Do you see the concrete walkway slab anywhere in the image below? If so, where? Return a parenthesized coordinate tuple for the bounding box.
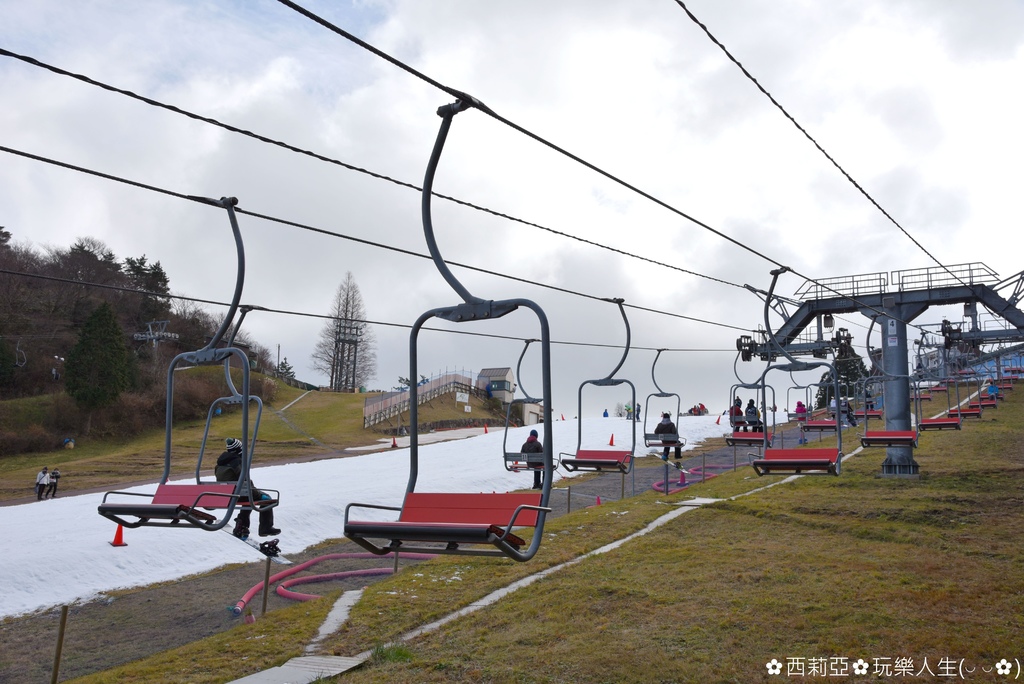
(228, 655, 367, 683)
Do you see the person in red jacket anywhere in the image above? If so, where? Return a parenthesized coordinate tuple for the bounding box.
(729, 397, 745, 431)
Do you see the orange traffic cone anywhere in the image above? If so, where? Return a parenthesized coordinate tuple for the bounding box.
(715, 415, 721, 425)
(109, 524, 127, 547)
(595, 495, 602, 506)
(561, 414, 565, 421)
(391, 437, 398, 448)
(609, 434, 615, 446)
(484, 424, 489, 434)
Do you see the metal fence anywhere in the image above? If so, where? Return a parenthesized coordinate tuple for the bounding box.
(362, 371, 479, 428)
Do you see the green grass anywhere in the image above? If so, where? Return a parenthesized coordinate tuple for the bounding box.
(45, 389, 1024, 682)
(0, 387, 502, 501)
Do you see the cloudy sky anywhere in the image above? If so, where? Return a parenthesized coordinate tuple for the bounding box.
(2, 0, 1022, 417)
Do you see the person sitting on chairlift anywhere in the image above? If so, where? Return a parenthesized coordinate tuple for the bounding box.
(987, 379, 999, 400)
(215, 438, 281, 539)
(730, 397, 745, 431)
(840, 398, 857, 427)
(745, 399, 762, 433)
(654, 412, 682, 460)
(520, 429, 544, 490)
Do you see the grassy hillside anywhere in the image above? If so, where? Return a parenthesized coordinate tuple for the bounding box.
(0, 386, 502, 502)
(62, 385, 1024, 683)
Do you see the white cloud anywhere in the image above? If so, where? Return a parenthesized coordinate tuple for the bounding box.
(1, 0, 1022, 415)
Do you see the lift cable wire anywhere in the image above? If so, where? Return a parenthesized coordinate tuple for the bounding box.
(272, 0, 931, 335)
(672, 0, 969, 290)
(0, 144, 748, 333)
(3, 43, 898, 336)
(0, 268, 732, 354)
(0, 46, 739, 292)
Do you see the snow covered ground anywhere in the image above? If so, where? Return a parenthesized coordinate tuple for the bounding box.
(0, 415, 742, 619)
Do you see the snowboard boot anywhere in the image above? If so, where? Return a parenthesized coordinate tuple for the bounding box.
(232, 522, 250, 540)
(258, 510, 280, 537)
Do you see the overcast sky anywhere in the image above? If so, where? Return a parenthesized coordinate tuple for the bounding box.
(2, 0, 1022, 417)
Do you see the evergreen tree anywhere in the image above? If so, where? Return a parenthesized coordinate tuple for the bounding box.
(277, 357, 296, 380)
(814, 348, 869, 409)
(65, 302, 133, 435)
(311, 272, 377, 391)
(0, 337, 15, 389)
(123, 255, 172, 324)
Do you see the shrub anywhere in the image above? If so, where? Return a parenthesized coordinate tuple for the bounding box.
(0, 424, 54, 456)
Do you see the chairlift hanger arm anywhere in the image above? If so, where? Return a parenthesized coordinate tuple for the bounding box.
(423, 100, 484, 306)
(185, 197, 243, 360)
(599, 298, 630, 381)
(514, 339, 539, 401)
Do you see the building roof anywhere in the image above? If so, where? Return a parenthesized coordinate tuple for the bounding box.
(477, 368, 512, 378)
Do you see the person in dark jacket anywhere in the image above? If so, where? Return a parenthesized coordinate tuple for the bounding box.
(215, 438, 280, 538)
(654, 412, 682, 460)
(45, 468, 61, 498)
(745, 399, 762, 433)
(521, 429, 545, 489)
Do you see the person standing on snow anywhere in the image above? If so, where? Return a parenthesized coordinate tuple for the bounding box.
(520, 429, 545, 490)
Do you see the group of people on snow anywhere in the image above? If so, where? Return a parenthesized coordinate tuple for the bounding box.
(34, 466, 60, 500)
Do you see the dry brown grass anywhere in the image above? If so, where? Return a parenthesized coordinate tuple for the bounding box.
(39, 389, 1024, 683)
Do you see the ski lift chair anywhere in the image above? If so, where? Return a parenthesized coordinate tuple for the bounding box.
(560, 299, 637, 475)
(98, 198, 278, 531)
(642, 350, 685, 454)
(344, 99, 552, 561)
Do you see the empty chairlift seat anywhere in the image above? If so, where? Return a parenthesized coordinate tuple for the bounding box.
(751, 448, 841, 476)
(860, 430, 919, 448)
(344, 492, 547, 558)
(948, 406, 982, 419)
(725, 431, 774, 447)
(561, 449, 633, 473)
(919, 415, 962, 431)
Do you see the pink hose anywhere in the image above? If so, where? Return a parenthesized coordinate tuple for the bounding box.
(276, 568, 394, 601)
(231, 552, 436, 616)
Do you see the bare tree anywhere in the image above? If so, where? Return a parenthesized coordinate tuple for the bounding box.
(311, 272, 376, 391)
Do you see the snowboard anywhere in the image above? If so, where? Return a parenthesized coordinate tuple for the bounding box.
(654, 454, 687, 471)
(224, 529, 292, 564)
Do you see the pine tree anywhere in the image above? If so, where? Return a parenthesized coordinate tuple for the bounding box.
(311, 272, 377, 391)
(64, 302, 133, 435)
(0, 337, 15, 389)
(277, 357, 296, 381)
(814, 349, 869, 409)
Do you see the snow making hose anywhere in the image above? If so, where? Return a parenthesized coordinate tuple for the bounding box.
(231, 552, 437, 616)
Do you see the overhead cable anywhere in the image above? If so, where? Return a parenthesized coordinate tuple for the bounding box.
(671, 0, 968, 289)
(0, 268, 733, 354)
(0, 47, 740, 291)
(271, 0, 930, 334)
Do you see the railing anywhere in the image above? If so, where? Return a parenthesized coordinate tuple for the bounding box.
(893, 263, 997, 291)
(794, 272, 887, 301)
(363, 371, 480, 428)
(794, 263, 1000, 302)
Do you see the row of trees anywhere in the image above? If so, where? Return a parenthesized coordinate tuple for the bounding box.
(1, 227, 377, 449)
